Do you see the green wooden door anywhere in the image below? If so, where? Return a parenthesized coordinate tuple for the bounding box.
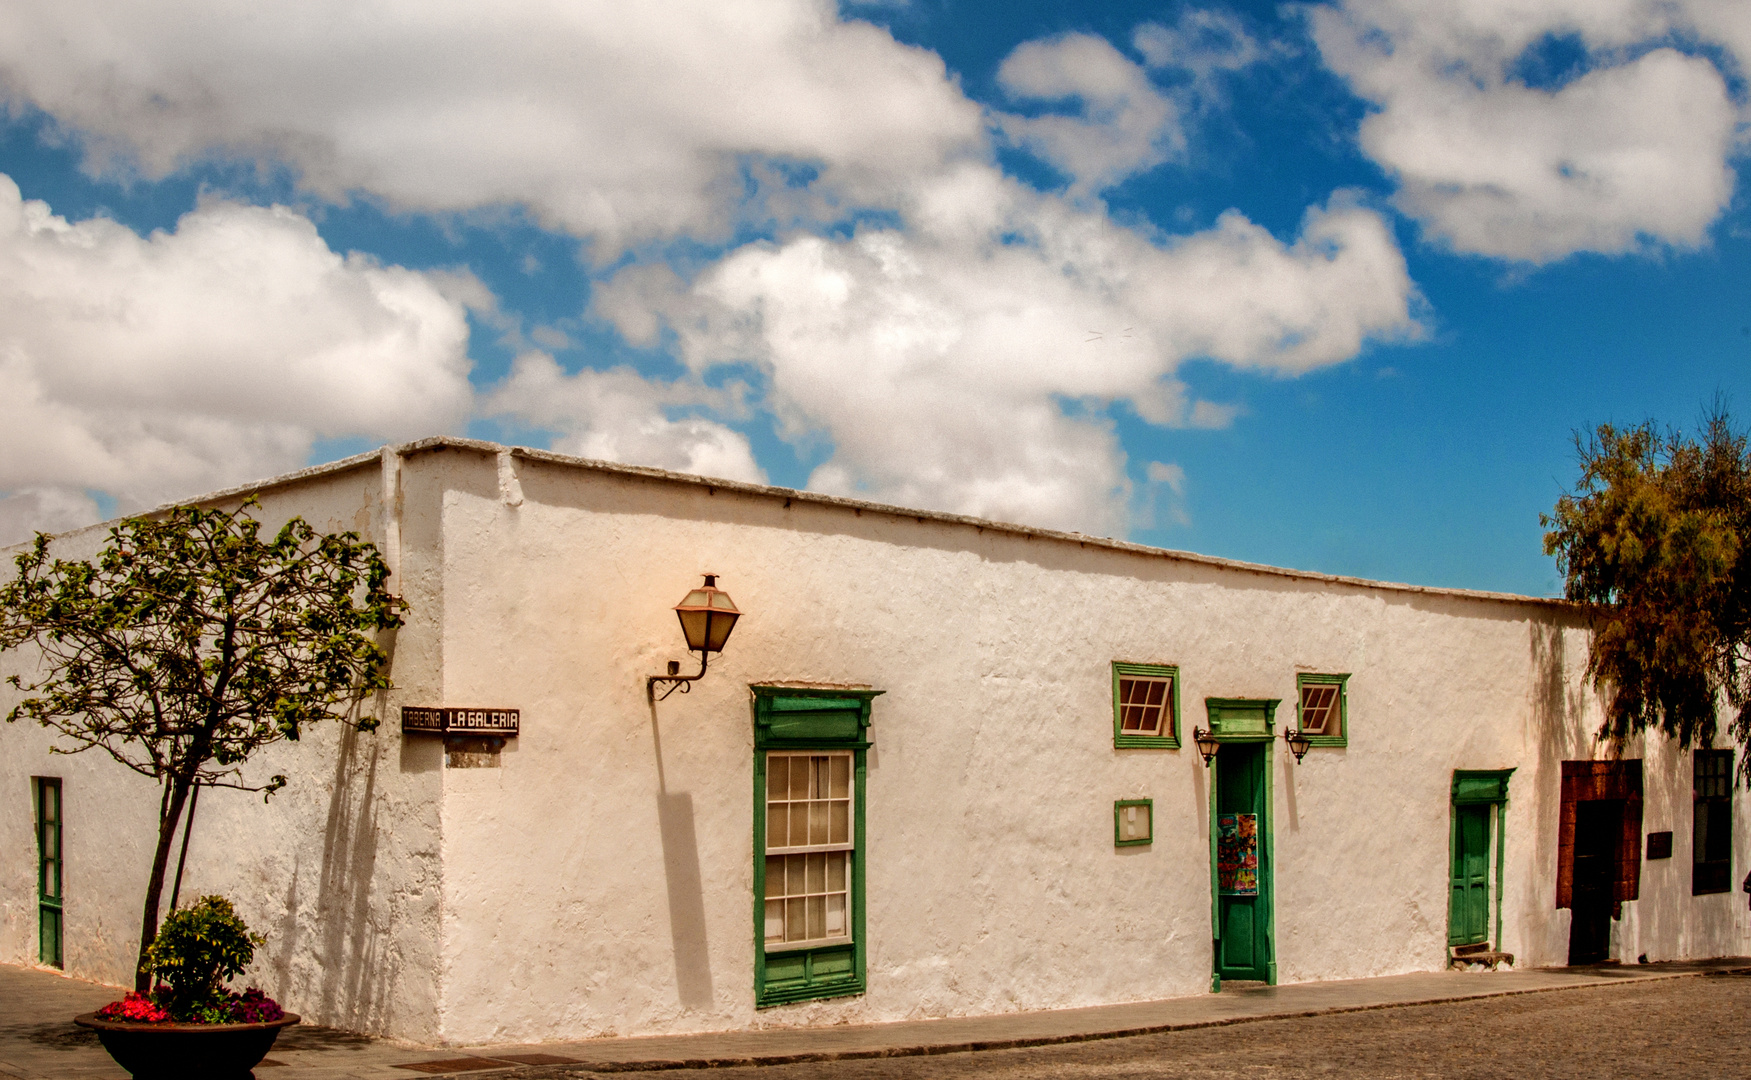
(1214, 743, 1270, 982)
(1447, 803, 1489, 946)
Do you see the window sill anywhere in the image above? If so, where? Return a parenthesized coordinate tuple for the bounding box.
(765, 936, 853, 955)
(1115, 735, 1180, 750)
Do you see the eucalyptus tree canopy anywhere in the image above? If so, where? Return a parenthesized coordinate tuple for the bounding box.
(1543, 412, 1751, 776)
(0, 499, 400, 990)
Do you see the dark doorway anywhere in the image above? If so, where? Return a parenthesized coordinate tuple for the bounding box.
(1568, 799, 1623, 965)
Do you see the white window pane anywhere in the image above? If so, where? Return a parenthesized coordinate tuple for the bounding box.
(767, 805, 788, 850)
(764, 900, 785, 943)
(809, 801, 829, 845)
(830, 756, 850, 799)
(806, 852, 825, 893)
(826, 893, 845, 936)
(830, 801, 849, 845)
(766, 856, 786, 897)
(807, 895, 825, 940)
(768, 757, 788, 801)
(827, 851, 847, 891)
(786, 897, 805, 941)
(789, 760, 810, 800)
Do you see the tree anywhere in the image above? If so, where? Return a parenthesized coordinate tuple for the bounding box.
(1543, 410, 1751, 776)
(0, 499, 400, 991)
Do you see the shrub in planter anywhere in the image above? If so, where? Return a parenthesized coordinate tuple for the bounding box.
(77, 897, 297, 1079)
(142, 896, 270, 1021)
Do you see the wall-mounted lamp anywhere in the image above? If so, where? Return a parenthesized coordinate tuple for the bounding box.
(1193, 726, 1219, 767)
(1284, 728, 1312, 764)
(648, 574, 742, 702)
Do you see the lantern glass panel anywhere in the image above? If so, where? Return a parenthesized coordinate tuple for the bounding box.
(676, 608, 712, 650)
(705, 609, 739, 651)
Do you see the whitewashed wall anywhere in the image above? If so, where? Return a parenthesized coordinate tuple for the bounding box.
(0, 457, 449, 1042)
(3, 438, 1748, 1047)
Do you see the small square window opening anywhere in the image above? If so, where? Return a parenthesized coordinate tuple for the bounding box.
(1295, 674, 1349, 747)
(1114, 799, 1153, 847)
(1112, 663, 1180, 748)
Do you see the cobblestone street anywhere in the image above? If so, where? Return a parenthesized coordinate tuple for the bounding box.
(669, 972, 1751, 1080)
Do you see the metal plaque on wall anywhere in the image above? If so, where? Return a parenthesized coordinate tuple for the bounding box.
(401, 707, 520, 737)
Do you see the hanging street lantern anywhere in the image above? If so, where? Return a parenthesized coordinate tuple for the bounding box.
(648, 574, 742, 702)
(1193, 726, 1219, 767)
(1284, 727, 1312, 764)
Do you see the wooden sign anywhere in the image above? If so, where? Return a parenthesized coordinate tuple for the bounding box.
(402, 707, 520, 737)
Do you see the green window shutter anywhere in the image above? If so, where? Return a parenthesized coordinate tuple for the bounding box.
(752, 687, 881, 1008)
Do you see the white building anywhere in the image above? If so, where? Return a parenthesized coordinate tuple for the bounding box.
(4, 437, 1747, 1046)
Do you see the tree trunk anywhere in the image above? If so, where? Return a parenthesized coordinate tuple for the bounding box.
(135, 774, 194, 993)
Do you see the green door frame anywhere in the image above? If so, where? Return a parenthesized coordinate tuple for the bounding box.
(1449, 769, 1513, 951)
(1204, 698, 1279, 991)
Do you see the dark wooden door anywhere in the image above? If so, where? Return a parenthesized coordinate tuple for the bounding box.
(1568, 799, 1622, 965)
(1215, 743, 1270, 982)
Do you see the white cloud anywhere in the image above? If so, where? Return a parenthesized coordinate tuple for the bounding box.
(0, 175, 475, 534)
(1311, 0, 1740, 263)
(614, 172, 1421, 534)
(0, 488, 101, 548)
(995, 33, 1182, 195)
(484, 352, 764, 485)
(1134, 9, 1263, 81)
(0, 0, 983, 255)
(0, 5, 1432, 537)
(1145, 460, 1185, 494)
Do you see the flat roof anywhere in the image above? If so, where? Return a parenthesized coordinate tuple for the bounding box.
(27, 435, 1574, 611)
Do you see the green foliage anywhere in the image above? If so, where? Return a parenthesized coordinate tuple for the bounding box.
(143, 896, 264, 1020)
(0, 497, 401, 793)
(1543, 412, 1751, 768)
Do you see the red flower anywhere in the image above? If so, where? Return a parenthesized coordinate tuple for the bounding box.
(95, 992, 171, 1023)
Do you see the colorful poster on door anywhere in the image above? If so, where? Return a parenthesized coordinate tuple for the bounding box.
(1217, 813, 1259, 895)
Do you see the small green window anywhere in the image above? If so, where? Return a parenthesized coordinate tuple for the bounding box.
(1113, 663, 1180, 749)
(1114, 799, 1153, 846)
(1295, 674, 1348, 747)
(34, 777, 63, 969)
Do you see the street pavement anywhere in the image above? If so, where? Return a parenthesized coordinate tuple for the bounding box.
(2, 959, 1746, 1078)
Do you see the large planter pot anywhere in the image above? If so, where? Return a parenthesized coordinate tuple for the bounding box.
(73, 1012, 300, 1080)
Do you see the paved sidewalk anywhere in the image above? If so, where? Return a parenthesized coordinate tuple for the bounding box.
(3, 959, 1747, 1078)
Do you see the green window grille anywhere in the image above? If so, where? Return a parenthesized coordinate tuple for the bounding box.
(1694, 750, 1733, 896)
(35, 777, 63, 969)
(752, 687, 880, 1008)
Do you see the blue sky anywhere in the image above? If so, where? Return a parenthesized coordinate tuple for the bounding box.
(0, 0, 1746, 597)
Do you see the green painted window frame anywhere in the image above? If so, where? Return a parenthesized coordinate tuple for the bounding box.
(1294, 673, 1348, 747)
(1114, 799, 1153, 847)
(1112, 662, 1180, 749)
(751, 686, 881, 1009)
(34, 777, 63, 969)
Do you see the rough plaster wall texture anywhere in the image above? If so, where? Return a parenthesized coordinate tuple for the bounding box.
(0, 465, 447, 1042)
(410, 447, 1706, 1046)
